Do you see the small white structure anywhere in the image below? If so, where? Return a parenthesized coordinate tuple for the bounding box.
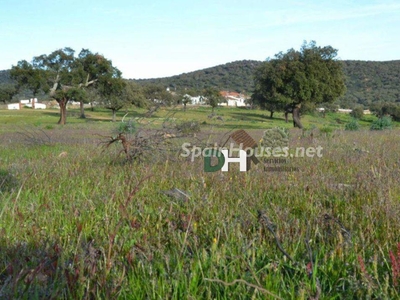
(183, 94, 206, 105)
(338, 108, 352, 114)
(7, 103, 20, 110)
(221, 96, 247, 107)
(7, 98, 46, 110)
(219, 91, 248, 107)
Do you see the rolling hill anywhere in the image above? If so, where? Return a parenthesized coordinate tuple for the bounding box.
(2, 59, 400, 107)
(133, 59, 400, 107)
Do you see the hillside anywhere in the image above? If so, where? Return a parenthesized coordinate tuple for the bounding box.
(134, 60, 262, 93)
(0, 70, 12, 85)
(133, 59, 400, 106)
(2, 59, 400, 107)
(341, 60, 400, 106)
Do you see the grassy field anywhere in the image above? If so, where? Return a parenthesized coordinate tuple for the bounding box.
(1, 107, 400, 299)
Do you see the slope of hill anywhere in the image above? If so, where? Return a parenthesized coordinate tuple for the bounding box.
(341, 60, 400, 106)
(133, 59, 400, 106)
(2, 59, 400, 107)
(133, 60, 262, 93)
(0, 70, 12, 85)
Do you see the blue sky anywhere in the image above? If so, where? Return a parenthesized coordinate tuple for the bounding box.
(0, 0, 399, 79)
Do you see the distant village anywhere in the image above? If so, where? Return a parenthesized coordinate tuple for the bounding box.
(6, 90, 371, 114)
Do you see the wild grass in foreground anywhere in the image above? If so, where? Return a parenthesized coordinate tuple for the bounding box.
(0, 126, 400, 299)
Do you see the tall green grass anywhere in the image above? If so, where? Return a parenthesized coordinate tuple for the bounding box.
(0, 113, 400, 298)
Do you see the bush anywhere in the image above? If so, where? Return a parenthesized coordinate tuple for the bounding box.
(176, 121, 201, 135)
(116, 119, 136, 134)
(350, 106, 364, 119)
(262, 127, 289, 148)
(370, 116, 392, 130)
(300, 102, 316, 115)
(323, 102, 339, 113)
(320, 126, 334, 135)
(345, 118, 360, 131)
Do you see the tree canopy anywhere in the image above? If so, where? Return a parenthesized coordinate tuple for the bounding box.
(252, 41, 346, 128)
(98, 76, 127, 122)
(10, 47, 122, 124)
(204, 88, 224, 113)
(0, 84, 17, 104)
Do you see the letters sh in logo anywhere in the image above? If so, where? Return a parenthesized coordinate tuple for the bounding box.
(203, 149, 247, 172)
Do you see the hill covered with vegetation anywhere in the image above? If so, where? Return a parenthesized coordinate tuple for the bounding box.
(133, 59, 400, 107)
(2, 59, 400, 107)
(134, 60, 262, 93)
(0, 70, 12, 85)
(341, 60, 400, 106)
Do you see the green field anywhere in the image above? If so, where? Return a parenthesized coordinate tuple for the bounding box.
(1, 107, 400, 299)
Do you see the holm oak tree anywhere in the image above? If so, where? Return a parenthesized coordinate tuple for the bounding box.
(252, 41, 346, 128)
(10, 47, 122, 124)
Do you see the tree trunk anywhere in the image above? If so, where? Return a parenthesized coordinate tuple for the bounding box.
(112, 109, 116, 122)
(183, 103, 186, 111)
(292, 105, 303, 129)
(285, 112, 289, 123)
(270, 111, 274, 119)
(80, 101, 86, 118)
(58, 99, 68, 125)
(91, 102, 94, 111)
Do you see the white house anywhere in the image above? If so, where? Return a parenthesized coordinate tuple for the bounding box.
(219, 91, 248, 107)
(7, 98, 46, 110)
(338, 108, 352, 113)
(7, 103, 20, 110)
(183, 94, 206, 105)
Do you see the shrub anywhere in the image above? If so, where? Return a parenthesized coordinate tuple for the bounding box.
(350, 106, 364, 119)
(345, 118, 360, 131)
(116, 119, 136, 134)
(176, 121, 201, 135)
(370, 116, 392, 130)
(262, 127, 289, 148)
(300, 102, 316, 115)
(323, 102, 339, 113)
(320, 126, 334, 135)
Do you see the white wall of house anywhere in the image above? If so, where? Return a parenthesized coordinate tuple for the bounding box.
(338, 109, 352, 113)
(7, 103, 20, 110)
(25, 103, 46, 109)
(184, 94, 206, 105)
(219, 96, 247, 107)
(7, 98, 46, 110)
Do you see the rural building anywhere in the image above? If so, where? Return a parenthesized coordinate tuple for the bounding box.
(337, 108, 352, 113)
(183, 94, 206, 105)
(7, 98, 46, 110)
(219, 91, 248, 107)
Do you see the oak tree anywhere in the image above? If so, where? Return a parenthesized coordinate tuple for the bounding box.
(10, 47, 122, 124)
(253, 41, 346, 128)
(204, 87, 224, 113)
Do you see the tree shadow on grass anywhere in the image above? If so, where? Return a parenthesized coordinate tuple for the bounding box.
(0, 239, 65, 299)
(0, 169, 19, 194)
(229, 112, 269, 121)
(40, 110, 149, 123)
(0, 238, 120, 299)
(229, 111, 290, 123)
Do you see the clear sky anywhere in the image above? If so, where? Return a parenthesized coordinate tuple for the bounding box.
(0, 0, 399, 79)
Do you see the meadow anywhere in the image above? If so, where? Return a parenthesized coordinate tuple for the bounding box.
(1, 106, 400, 299)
